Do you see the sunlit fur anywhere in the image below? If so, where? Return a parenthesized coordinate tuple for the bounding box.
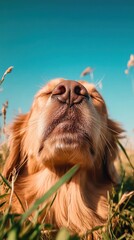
(3, 78, 123, 239)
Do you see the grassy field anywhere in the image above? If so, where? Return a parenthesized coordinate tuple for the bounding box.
(0, 142, 134, 240)
(0, 68, 134, 240)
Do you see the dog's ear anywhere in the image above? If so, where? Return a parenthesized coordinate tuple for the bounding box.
(104, 119, 124, 183)
(3, 114, 28, 180)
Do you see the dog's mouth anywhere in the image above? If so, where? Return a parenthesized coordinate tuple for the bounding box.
(39, 107, 95, 156)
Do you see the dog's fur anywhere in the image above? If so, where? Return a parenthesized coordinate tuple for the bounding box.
(3, 79, 123, 239)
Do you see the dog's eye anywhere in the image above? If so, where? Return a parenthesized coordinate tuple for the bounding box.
(37, 85, 56, 98)
(90, 92, 101, 101)
(44, 91, 52, 96)
(90, 91, 105, 107)
(90, 90, 107, 114)
(37, 91, 53, 98)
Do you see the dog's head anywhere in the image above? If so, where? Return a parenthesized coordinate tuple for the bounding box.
(3, 79, 123, 182)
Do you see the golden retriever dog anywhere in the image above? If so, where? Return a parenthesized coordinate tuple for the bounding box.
(3, 78, 123, 239)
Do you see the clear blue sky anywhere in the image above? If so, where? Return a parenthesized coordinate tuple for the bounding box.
(0, 0, 134, 142)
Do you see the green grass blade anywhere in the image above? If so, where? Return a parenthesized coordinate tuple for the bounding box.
(0, 193, 9, 199)
(56, 228, 70, 240)
(7, 228, 17, 240)
(0, 173, 25, 212)
(0, 173, 11, 189)
(117, 140, 134, 170)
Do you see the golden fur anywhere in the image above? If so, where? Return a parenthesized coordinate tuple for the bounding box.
(3, 79, 123, 239)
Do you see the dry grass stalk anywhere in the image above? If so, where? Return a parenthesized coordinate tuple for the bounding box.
(0, 66, 13, 86)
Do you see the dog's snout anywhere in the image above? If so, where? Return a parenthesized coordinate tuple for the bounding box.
(52, 80, 89, 106)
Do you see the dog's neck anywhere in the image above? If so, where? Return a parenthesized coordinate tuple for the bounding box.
(14, 167, 109, 238)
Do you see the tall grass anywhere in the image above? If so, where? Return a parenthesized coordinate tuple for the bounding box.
(0, 68, 134, 239)
(0, 163, 133, 240)
(0, 165, 80, 240)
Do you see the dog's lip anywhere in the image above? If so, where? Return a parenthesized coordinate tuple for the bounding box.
(39, 106, 95, 156)
(43, 117, 78, 139)
(43, 104, 82, 136)
(39, 125, 95, 156)
(53, 120, 78, 133)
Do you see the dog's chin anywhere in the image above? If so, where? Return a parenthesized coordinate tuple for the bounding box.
(52, 132, 82, 148)
(39, 132, 94, 169)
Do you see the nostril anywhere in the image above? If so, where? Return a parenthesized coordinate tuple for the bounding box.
(74, 85, 89, 100)
(74, 86, 81, 95)
(52, 85, 66, 96)
(58, 85, 66, 95)
(52, 83, 68, 104)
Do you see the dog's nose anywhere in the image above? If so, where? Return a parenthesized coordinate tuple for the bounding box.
(52, 80, 89, 106)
